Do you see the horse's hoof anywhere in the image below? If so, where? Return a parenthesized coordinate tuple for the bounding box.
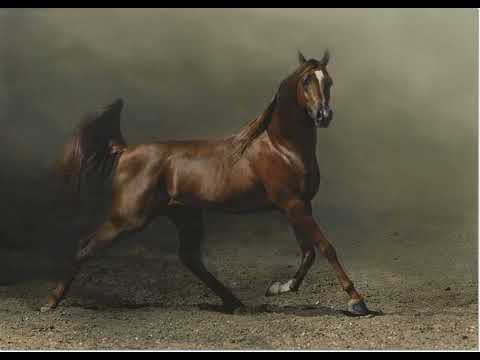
(265, 280, 293, 297)
(40, 305, 55, 313)
(265, 281, 282, 297)
(347, 299, 371, 316)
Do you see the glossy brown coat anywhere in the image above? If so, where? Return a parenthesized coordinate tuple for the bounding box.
(43, 51, 371, 316)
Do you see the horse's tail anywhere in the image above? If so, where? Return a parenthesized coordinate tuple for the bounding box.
(55, 98, 127, 196)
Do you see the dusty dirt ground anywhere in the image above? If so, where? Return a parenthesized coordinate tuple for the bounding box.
(0, 220, 477, 351)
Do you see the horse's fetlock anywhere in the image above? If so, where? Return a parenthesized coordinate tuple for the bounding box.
(343, 281, 355, 293)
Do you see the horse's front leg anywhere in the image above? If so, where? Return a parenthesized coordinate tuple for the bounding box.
(290, 200, 370, 315)
(265, 224, 316, 296)
(270, 198, 371, 315)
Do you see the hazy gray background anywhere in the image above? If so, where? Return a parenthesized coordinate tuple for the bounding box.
(0, 9, 477, 283)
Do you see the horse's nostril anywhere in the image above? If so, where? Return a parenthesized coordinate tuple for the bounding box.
(317, 108, 324, 119)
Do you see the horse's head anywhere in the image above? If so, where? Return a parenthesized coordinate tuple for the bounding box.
(296, 50, 333, 128)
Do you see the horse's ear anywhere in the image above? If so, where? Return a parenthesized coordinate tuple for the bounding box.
(298, 51, 307, 65)
(320, 49, 330, 66)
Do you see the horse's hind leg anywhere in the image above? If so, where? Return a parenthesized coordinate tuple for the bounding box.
(265, 225, 316, 296)
(168, 207, 244, 313)
(41, 216, 145, 312)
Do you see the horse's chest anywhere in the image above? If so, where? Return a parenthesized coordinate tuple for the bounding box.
(279, 153, 320, 199)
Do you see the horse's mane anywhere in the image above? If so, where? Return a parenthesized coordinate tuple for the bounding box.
(227, 66, 306, 163)
(227, 94, 278, 163)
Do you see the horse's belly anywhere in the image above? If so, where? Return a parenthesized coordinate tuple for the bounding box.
(171, 183, 270, 212)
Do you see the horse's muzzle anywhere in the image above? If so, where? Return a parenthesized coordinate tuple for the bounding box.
(313, 107, 333, 128)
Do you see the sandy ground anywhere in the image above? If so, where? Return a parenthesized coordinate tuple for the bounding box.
(0, 229, 477, 350)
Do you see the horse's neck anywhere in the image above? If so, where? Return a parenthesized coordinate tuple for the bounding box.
(267, 100, 318, 166)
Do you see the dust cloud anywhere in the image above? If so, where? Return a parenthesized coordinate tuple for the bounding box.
(0, 9, 476, 284)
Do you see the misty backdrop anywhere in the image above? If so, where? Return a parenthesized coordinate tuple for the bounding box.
(0, 9, 477, 282)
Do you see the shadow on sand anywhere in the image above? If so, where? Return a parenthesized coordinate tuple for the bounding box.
(45, 299, 384, 318)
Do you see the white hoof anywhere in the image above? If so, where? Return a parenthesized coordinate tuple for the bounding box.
(40, 305, 54, 313)
(265, 280, 294, 297)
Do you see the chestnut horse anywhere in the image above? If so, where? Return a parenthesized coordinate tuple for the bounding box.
(42, 50, 371, 316)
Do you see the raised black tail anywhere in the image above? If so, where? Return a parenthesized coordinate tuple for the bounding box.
(56, 98, 127, 194)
